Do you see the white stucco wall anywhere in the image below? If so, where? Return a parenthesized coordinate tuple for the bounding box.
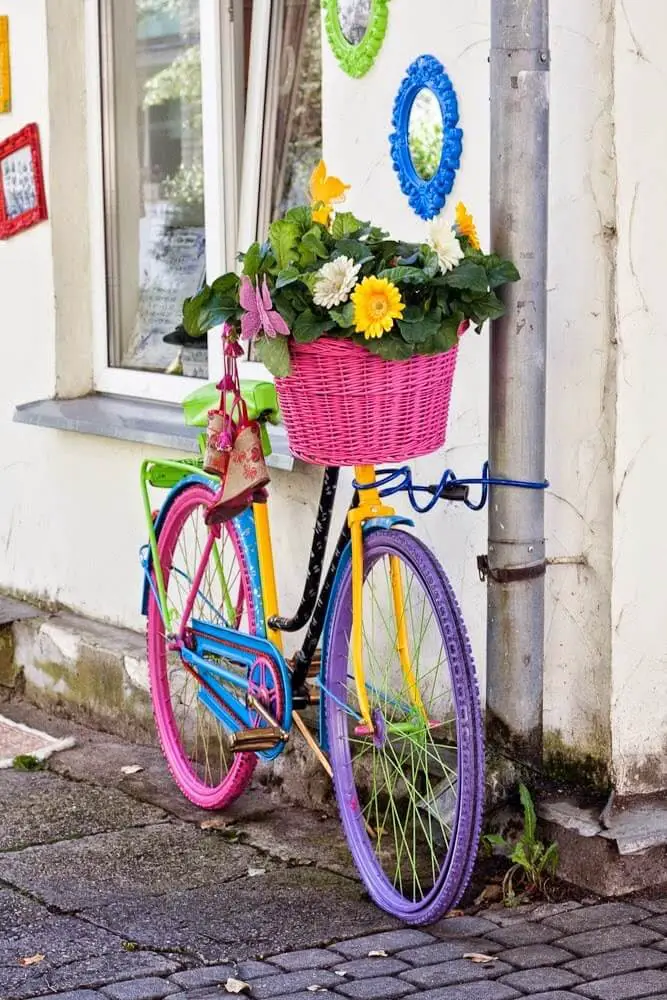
(324, 0, 617, 771)
(612, 0, 667, 794)
(0, 0, 664, 792)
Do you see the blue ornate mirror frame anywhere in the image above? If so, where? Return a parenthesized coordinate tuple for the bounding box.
(390, 55, 463, 220)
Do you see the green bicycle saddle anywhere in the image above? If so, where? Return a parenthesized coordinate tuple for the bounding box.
(182, 380, 280, 428)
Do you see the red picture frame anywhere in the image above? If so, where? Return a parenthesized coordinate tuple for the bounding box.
(0, 122, 47, 239)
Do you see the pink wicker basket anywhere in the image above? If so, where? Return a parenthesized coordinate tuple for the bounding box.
(275, 337, 459, 467)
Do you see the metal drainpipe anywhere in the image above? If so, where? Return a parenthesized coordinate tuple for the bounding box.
(487, 0, 550, 767)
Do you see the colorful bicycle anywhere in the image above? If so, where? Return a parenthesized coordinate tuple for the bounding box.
(140, 374, 488, 926)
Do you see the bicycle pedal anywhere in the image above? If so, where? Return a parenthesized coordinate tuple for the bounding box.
(230, 727, 284, 754)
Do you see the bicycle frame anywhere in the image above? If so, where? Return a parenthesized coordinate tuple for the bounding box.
(141, 457, 420, 740)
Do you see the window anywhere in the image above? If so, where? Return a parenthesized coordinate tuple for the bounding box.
(91, 0, 321, 398)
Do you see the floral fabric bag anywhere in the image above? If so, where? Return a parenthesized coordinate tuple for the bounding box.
(204, 330, 270, 526)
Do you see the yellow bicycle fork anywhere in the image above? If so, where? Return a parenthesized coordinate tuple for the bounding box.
(350, 466, 427, 730)
(253, 467, 426, 736)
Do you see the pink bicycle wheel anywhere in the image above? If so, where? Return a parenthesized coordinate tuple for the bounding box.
(147, 481, 258, 809)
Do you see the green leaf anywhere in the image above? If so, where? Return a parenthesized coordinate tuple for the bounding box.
(361, 333, 413, 361)
(211, 272, 240, 296)
(284, 205, 313, 233)
(367, 225, 390, 243)
(399, 304, 425, 324)
(300, 227, 329, 261)
(329, 301, 355, 329)
(470, 291, 506, 323)
(269, 220, 299, 270)
(484, 834, 509, 849)
(444, 260, 489, 293)
(519, 784, 537, 844)
(275, 267, 302, 289)
(398, 308, 442, 344)
(183, 288, 211, 336)
(241, 242, 262, 279)
(378, 266, 428, 285)
(541, 841, 560, 876)
(183, 287, 238, 336)
(335, 239, 376, 263)
(420, 313, 462, 355)
(255, 335, 291, 378)
(423, 249, 440, 279)
(293, 309, 335, 344)
(331, 211, 365, 239)
(486, 257, 521, 289)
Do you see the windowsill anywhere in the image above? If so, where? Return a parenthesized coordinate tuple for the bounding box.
(13, 393, 295, 472)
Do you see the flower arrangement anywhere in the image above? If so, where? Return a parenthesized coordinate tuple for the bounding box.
(182, 162, 519, 378)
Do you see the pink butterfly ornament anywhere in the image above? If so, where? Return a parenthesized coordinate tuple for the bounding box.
(240, 276, 289, 341)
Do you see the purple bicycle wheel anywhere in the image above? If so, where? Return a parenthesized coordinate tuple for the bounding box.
(324, 530, 484, 924)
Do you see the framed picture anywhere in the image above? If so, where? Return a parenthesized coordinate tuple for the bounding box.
(0, 123, 48, 239)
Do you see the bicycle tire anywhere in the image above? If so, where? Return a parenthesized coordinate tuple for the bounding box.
(324, 528, 484, 924)
(147, 480, 260, 809)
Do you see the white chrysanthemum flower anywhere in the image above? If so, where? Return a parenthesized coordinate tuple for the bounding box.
(426, 218, 465, 274)
(313, 255, 361, 309)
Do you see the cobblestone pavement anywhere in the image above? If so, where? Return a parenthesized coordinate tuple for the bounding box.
(0, 703, 665, 1000)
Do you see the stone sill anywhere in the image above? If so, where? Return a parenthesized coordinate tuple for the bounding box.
(13, 393, 295, 471)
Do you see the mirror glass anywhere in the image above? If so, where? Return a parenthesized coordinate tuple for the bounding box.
(408, 88, 443, 181)
(338, 0, 372, 45)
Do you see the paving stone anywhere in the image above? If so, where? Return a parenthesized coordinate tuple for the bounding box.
(565, 948, 667, 980)
(0, 916, 128, 969)
(0, 824, 260, 911)
(46, 993, 105, 1000)
(243, 995, 336, 1000)
(400, 958, 513, 989)
(101, 978, 181, 1000)
(268, 948, 340, 971)
(243, 969, 340, 998)
(526, 995, 587, 1000)
(544, 904, 650, 936)
(335, 976, 416, 999)
(498, 944, 576, 968)
(531, 903, 584, 921)
(333, 956, 410, 978)
(430, 916, 500, 939)
(555, 925, 663, 958)
(500, 967, 583, 992)
(656, 941, 667, 954)
(395, 939, 503, 966)
(90, 869, 396, 962)
(483, 906, 539, 926)
(0, 953, 181, 1000)
(169, 967, 238, 989)
(173, 965, 278, 993)
(0, 888, 52, 940)
(488, 921, 563, 947)
(391, 983, 520, 1000)
(332, 930, 436, 958)
(636, 899, 667, 915)
(573, 968, 667, 999)
(643, 915, 667, 935)
(0, 770, 165, 852)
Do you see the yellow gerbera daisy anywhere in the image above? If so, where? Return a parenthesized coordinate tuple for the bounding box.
(351, 276, 405, 340)
(310, 160, 349, 226)
(455, 202, 481, 250)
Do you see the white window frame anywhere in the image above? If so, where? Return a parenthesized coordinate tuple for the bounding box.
(85, 0, 273, 402)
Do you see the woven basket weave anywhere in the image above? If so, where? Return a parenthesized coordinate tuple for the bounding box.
(276, 337, 459, 467)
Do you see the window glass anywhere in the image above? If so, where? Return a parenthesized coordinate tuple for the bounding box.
(102, 0, 206, 377)
(100, 0, 322, 382)
(259, 0, 322, 234)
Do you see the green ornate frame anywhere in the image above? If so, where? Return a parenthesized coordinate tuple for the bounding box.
(322, 0, 390, 78)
